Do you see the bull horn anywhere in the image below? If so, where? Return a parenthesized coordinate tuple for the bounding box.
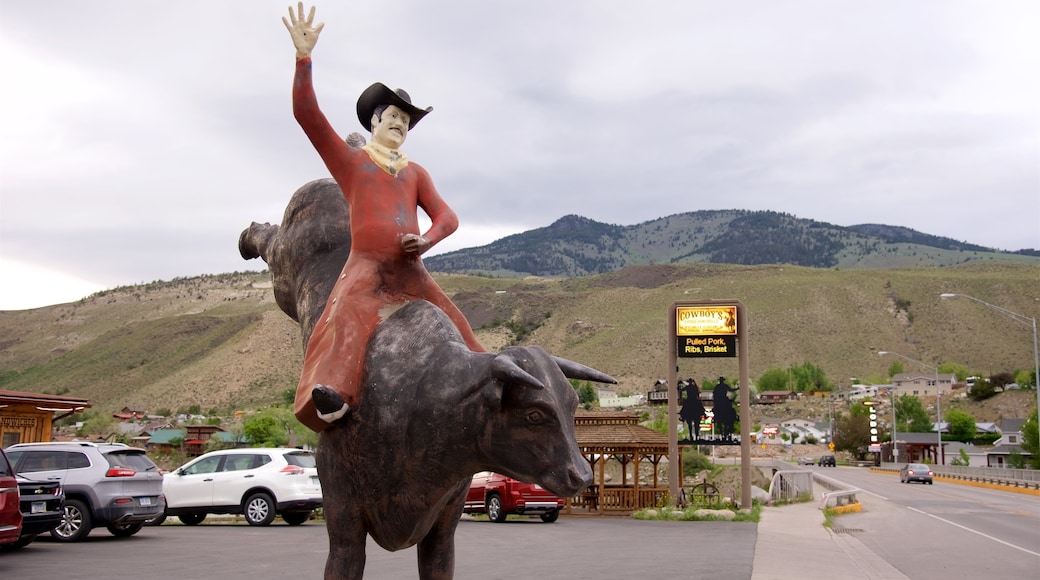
(553, 357, 617, 385)
(491, 355, 545, 390)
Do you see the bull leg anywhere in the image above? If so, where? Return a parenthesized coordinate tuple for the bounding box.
(416, 495, 466, 580)
(322, 490, 367, 580)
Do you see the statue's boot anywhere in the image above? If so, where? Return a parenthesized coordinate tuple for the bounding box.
(313, 384, 349, 423)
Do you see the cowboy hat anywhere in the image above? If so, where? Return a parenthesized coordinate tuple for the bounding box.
(356, 82, 433, 131)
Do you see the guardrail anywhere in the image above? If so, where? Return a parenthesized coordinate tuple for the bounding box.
(767, 469, 813, 503)
(819, 489, 860, 510)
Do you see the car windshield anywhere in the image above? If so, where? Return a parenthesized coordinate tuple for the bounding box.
(908, 464, 929, 470)
(284, 452, 316, 468)
(107, 450, 158, 471)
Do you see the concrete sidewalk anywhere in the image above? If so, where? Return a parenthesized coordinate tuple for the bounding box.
(751, 496, 909, 580)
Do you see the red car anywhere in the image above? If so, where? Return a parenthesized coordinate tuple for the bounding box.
(0, 449, 23, 547)
(463, 471, 564, 523)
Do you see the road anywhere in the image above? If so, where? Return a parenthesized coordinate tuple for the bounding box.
(807, 465, 1040, 578)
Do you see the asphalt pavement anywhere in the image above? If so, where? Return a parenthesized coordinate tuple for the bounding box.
(1, 492, 922, 579)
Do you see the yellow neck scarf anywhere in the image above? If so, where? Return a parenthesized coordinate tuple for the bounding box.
(362, 142, 409, 177)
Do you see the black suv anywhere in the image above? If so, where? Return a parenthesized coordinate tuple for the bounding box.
(4, 474, 64, 550)
(5, 442, 163, 541)
(817, 455, 836, 467)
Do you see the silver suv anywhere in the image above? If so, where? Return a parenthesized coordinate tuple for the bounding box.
(4, 442, 164, 541)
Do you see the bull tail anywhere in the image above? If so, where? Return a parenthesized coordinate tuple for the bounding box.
(238, 221, 280, 262)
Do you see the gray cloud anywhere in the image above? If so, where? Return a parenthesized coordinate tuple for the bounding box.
(1, 0, 1037, 309)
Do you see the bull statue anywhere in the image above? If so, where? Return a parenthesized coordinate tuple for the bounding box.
(239, 179, 615, 579)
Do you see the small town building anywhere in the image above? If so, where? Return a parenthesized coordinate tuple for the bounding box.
(891, 373, 956, 398)
(758, 391, 797, 404)
(0, 389, 91, 446)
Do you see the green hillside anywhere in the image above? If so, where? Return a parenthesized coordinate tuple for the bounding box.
(1, 264, 1037, 419)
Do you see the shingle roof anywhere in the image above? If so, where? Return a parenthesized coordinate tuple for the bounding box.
(146, 429, 186, 444)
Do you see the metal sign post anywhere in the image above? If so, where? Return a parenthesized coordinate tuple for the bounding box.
(668, 300, 751, 509)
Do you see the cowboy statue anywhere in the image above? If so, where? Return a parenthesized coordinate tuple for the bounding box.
(283, 2, 486, 432)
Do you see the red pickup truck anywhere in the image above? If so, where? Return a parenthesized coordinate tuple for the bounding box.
(463, 471, 564, 523)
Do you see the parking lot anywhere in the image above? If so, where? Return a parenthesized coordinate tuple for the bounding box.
(2, 516, 757, 579)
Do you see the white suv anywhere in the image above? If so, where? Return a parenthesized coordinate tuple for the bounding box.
(162, 448, 322, 526)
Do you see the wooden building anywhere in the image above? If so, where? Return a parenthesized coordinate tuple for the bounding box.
(0, 390, 91, 447)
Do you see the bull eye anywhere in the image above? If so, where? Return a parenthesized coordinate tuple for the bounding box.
(526, 409, 547, 425)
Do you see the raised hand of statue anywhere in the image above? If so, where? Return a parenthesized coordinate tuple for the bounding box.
(283, 2, 324, 59)
(401, 234, 432, 256)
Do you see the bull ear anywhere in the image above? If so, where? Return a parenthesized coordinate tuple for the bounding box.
(491, 355, 545, 390)
(553, 356, 617, 385)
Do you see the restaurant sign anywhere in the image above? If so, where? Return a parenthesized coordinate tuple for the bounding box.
(676, 305, 737, 358)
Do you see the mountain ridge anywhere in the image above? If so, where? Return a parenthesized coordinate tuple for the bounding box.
(425, 209, 1039, 277)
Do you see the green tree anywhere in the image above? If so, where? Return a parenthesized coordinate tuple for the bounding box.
(849, 401, 871, 418)
(1020, 409, 1039, 469)
(281, 387, 296, 406)
(76, 411, 115, 439)
(944, 408, 976, 443)
(950, 448, 971, 466)
(789, 361, 834, 392)
(887, 361, 904, 378)
(969, 380, 996, 401)
(832, 412, 870, 459)
(989, 372, 1015, 393)
(896, 395, 932, 432)
(1013, 368, 1036, 389)
(756, 368, 790, 392)
(243, 411, 289, 447)
(938, 362, 969, 382)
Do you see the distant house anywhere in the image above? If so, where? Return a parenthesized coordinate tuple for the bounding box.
(758, 391, 797, 404)
(780, 418, 828, 444)
(891, 373, 956, 398)
(986, 419, 1031, 468)
(142, 429, 186, 454)
(943, 441, 989, 467)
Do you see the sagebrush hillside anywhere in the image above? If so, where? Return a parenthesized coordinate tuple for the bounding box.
(1, 263, 1038, 419)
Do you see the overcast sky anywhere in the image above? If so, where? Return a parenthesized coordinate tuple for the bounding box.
(1, 1, 1037, 310)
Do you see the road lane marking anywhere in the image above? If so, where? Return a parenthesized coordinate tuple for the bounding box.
(907, 506, 1040, 557)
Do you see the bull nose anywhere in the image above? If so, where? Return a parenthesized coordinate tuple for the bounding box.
(560, 460, 593, 496)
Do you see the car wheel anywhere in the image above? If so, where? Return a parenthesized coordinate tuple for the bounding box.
(282, 511, 311, 526)
(106, 522, 144, 537)
(178, 513, 207, 526)
(486, 494, 506, 523)
(51, 499, 92, 542)
(539, 510, 560, 523)
(244, 492, 276, 526)
(928, 480, 933, 485)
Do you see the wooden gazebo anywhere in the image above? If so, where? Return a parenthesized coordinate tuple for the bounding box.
(570, 411, 680, 514)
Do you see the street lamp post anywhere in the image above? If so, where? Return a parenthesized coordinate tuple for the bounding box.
(941, 293, 1040, 452)
(879, 350, 943, 464)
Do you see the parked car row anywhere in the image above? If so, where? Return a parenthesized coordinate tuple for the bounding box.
(1, 443, 323, 552)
